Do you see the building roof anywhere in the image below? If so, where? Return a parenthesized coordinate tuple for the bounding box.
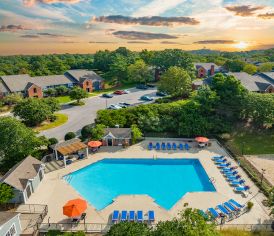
(0, 212, 20, 226)
(50, 138, 87, 156)
(194, 63, 220, 71)
(0, 80, 9, 93)
(1, 156, 42, 191)
(32, 75, 74, 88)
(103, 128, 132, 139)
(66, 70, 103, 83)
(228, 72, 273, 92)
(0, 74, 32, 92)
(259, 72, 274, 82)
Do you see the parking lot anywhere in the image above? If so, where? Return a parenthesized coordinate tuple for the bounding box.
(40, 87, 157, 140)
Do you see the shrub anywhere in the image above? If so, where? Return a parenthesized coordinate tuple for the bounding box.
(0, 183, 14, 204)
(48, 137, 58, 146)
(64, 132, 76, 141)
(81, 124, 95, 140)
(247, 201, 254, 211)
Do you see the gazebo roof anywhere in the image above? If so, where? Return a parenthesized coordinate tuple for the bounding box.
(51, 138, 87, 156)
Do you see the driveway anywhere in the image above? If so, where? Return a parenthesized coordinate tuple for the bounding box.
(40, 87, 157, 140)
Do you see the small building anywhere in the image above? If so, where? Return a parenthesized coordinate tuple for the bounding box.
(228, 72, 274, 93)
(65, 69, 104, 92)
(102, 128, 132, 146)
(194, 63, 221, 78)
(0, 212, 22, 236)
(0, 156, 45, 203)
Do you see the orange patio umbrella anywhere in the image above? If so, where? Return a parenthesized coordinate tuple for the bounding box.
(88, 140, 102, 148)
(63, 198, 87, 217)
(195, 137, 209, 143)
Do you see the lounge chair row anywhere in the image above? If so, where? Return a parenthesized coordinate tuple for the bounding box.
(212, 156, 250, 195)
(200, 199, 245, 222)
(148, 142, 190, 151)
(112, 210, 155, 223)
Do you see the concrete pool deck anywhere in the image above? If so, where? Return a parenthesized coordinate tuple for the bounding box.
(26, 139, 272, 227)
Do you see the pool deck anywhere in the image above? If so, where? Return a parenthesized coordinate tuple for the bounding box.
(26, 139, 272, 226)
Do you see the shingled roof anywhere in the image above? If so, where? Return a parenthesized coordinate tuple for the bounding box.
(66, 70, 103, 83)
(0, 212, 20, 226)
(1, 156, 43, 191)
(0, 74, 32, 92)
(103, 128, 132, 139)
(194, 63, 220, 71)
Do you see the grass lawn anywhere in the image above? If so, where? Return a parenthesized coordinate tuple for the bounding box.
(226, 128, 274, 155)
(220, 228, 273, 236)
(56, 95, 72, 104)
(34, 113, 68, 132)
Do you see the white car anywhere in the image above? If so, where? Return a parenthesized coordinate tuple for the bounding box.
(107, 104, 122, 110)
(123, 89, 130, 94)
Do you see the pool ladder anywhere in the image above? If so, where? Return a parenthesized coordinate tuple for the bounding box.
(64, 175, 73, 183)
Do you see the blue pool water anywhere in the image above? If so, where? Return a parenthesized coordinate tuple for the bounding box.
(65, 159, 215, 210)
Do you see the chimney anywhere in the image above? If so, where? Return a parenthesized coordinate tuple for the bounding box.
(210, 65, 215, 75)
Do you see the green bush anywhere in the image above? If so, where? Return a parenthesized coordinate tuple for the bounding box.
(81, 124, 95, 140)
(48, 137, 58, 146)
(247, 201, 254, 211)
(64, 132, 76, 141)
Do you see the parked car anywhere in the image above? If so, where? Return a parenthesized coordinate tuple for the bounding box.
(102, 93, 113, 98)
(123, 89, 130, 94)
(147, 84, 155, 88)
(136, 84, 148, 90)
(113, 90, 126, 95)
(107, 104, 122, 110)
(140, 96, 153, 101)
(156, 91, 168, 96)
(118, 102, 130, 108)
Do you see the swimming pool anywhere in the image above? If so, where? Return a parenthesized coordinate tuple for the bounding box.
(65, 159, 215, 210)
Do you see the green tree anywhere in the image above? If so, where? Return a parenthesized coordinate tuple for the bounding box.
(44, 88, 56, 97)
(81, 124, 95, 140)
(90, 124, 106, 140)
(48, 137, 58, 147)
(159, 66, 192, 97)
(258, 62, 274, 72)
(106, 54, 129, 82)
(55, 86, 69, 96)
(127, 59, 153, 84)
(13, 98, 53, 126)
(64, 132, 76, 141)
(43, 97, 61, 113)
(106, 222, 150, 236)
(3, 93, 23, 106)
(69, 87, 88, 104)
(243, 64, 257, 75)
(0, 117, 44, 172)
(93, 50, 113, 72)
(131, 124, 143, 144)
(224, 59, 246, 72)
(0, 183, 14, 204)
(152, 208, 219, 236)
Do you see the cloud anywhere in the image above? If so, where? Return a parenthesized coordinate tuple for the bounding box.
(37, 32, 72, 37)
(89, 41, 117, 44)
(0, 25, 28, 32)
(161, 41, 188, 45)
(20, 34, 40, 38)
(23, 0, 81, 6)
(127, 41, 151, 44)
(112, 31, 178, 40)
(91, 15, 199, 26)
(133, 0, 186, 17)
(225, 5, 265, 17)
(194, 40, 236, 44)
(257, 12, 274, 19)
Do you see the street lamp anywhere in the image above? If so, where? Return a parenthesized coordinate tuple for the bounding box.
(260, 168, 266, 185)
(105, 99, 108, 108)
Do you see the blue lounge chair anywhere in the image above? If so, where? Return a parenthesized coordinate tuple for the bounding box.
(112, 210, 119, 223)
(230, 179, 245, 186)
(178, 143, 184, 150)
(228, 199, 244, 209)
(172, 143, 177, 150)
(129, 211, 135, 221)
(185, 143, 190, 150)
(167, 143, 171, 150)
(215, 159, 227, 164)
(221, 167, 234, 173)
(217, 205, 230, 216)
(137, 211, 143, 222)
(224, 202, 239, 213)
(198, 210, 209, 220)
(161, 142, 166, 150)
(216, 163, 231, 168)
(223, 171, 238, 177)
(227, 175, 241, 181)
(148, 210, 155, 222)
(121, 210, 127, 221)
(155, 143, 160, 150)
(212, 156, 224, 160)
(234, 185, 250, 192)
(148, 142, 153, 150)
(208, 208, 219, 219)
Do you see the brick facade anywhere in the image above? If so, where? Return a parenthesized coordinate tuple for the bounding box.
(265, 85, 274, 93)
(81, 79, 93, 92)
(197, 67, 207, 78)
(27, 84, 43, 98)
(102, 138, 131, 146)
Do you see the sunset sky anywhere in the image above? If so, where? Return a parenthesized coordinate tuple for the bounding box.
(0, 0, 273, 55)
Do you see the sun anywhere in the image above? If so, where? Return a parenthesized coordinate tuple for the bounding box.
(234, 41, 248, 50)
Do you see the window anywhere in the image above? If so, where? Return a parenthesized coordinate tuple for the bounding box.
(33, 88, 37, 93)
(5, 224, 16, 236)
(86, 81, 89, 86)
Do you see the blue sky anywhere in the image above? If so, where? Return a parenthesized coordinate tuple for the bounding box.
(0, 0, 273, 54)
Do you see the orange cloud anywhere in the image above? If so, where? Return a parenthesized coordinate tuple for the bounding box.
(225, 5, 265, 17)
(23, 0, 81, 6)
(257, 12, 274, 19)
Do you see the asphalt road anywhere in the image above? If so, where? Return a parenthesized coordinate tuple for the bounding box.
(40, 87, 158, 140)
